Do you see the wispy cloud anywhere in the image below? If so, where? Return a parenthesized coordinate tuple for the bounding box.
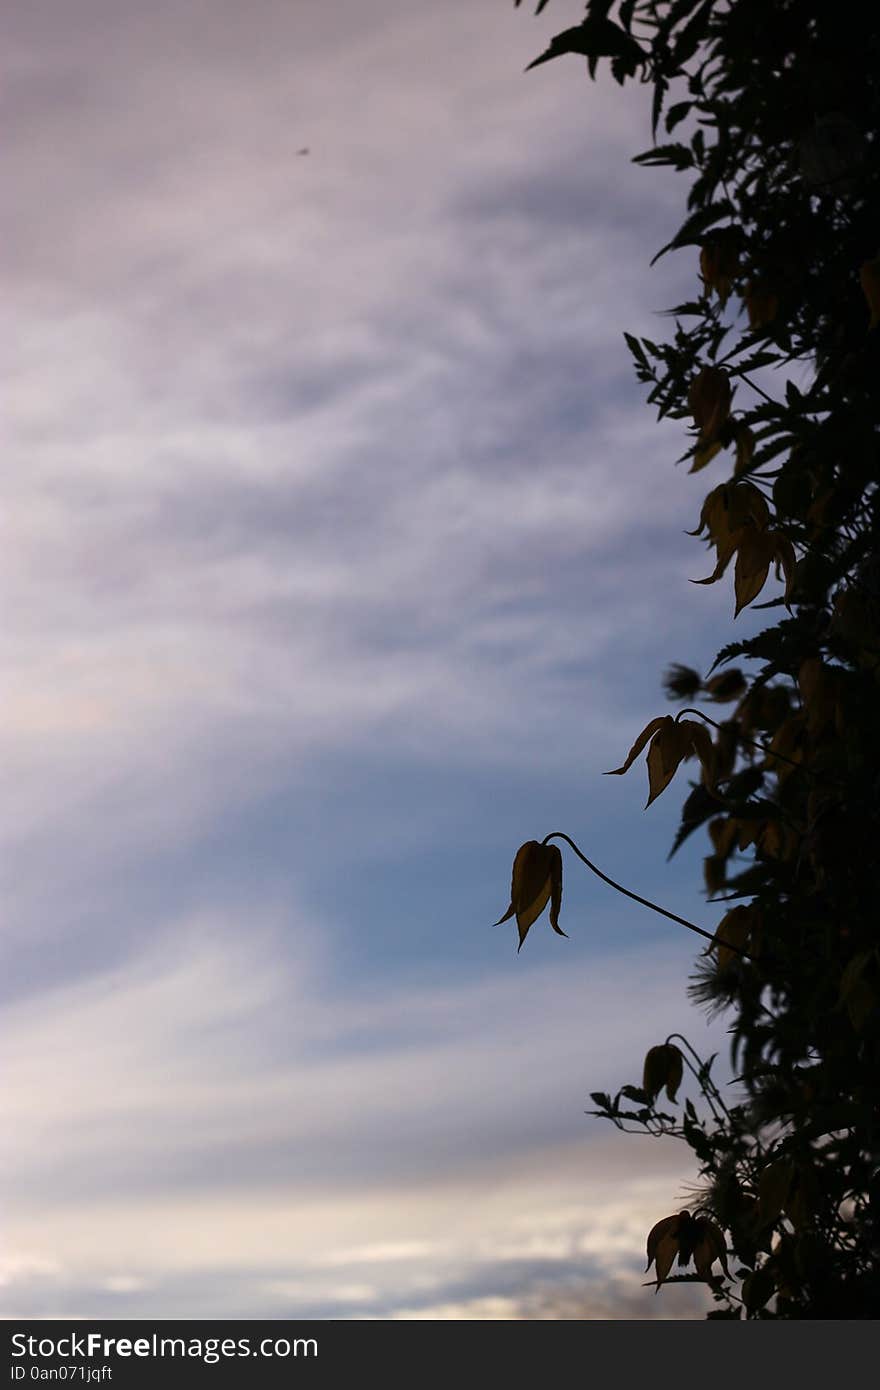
(2, 919, 721, 1317)
(4, 0, 739, 1317)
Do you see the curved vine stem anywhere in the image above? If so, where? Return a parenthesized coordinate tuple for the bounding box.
(675, 706, 826, 818)
(665, 1032, 733, 1122)
(540, 831, 755, 961)
(674, 705, 805, 774)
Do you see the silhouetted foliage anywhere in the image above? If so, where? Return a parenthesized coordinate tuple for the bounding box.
(506, 0, 880, 1318)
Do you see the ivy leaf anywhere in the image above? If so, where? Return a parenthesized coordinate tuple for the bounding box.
(649, 199, 734, 266)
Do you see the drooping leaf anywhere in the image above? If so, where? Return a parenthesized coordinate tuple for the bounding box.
(646, 1212, 687, 1287)
(643, 1043, 684, 1103)
(699, 226, 741, 306)
(495, 840, 566, 951)
(688, 365, 732, 441)
(605, 715, 671, 777)
(757, 1161, 795, 1227)
(646, 724, 683, 805)
(691, 1218, 730, 1280)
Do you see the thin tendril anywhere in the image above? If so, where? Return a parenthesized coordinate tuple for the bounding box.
(540, 831, 754, 960)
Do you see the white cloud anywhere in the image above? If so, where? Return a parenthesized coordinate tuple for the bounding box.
(2, 920, 721, 1316)
(3, 0, 738, 1320)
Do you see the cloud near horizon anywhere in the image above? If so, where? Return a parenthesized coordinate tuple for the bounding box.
(2, 917, 716, 1319)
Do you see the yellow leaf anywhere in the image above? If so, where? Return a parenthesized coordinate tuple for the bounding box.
(758, 1161, 794, 1227)
(711, 904, 759, 969)
(547, 843, 564, 937)
(605, 715, 671, 778)
(733, 530, 774, 614)
(688, 366, 732, 442)
(495, 840, 566, 951)
(645, 721, 687, 806)
(646, 1212, 728, 1288)
(679, 718, 716, 789)
(609, 715, 712, 808)
(692, 1218, 729, 1281)
(699, 229, 741, 307)
(733, 424, 755, 475)
(642, 1043, 684, 1104)
(786, 1167, 819, 1230)
(765, 714, 806, 781)
(690, 437, 723, 472)
(798, 657, 838, 735)
(692, 528, 744, 586)
(653, 1232, 680, 1286)
(726, 482, 770, 533)
(758, 819, 784, 858)
(743, 278, 779, 330)
(773, 534, 797, 604)
(646, 1213, 685, 1287)
(687, 484, 729, 541)
(708, 816, 739, 858)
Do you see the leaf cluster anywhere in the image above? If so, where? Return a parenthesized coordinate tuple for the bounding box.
(515, 0, 880, 1318)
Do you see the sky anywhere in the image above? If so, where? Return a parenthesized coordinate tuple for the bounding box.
(2, 0, 779, 1320)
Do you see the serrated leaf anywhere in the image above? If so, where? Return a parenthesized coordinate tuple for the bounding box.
(623, 331, 649, 369)
(649, 199, 733, 265)
(525, 17, 646, 74)
(667, 782, 719, 859)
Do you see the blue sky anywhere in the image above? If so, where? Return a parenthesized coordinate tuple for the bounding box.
(2, 0, 781, 1319)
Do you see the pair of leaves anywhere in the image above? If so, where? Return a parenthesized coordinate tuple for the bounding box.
(699, 227, 742, 307)
(684, 386, 754, 476)
(643, 1043, 684, 1104)
(797, 657, 845, 737)
(687, 366, 733, 469)
(757, 1161, 818, 1231)
(693, 526, 796, 617)
(606, 714, 715, 807)
(689, 481, 771, 558)
(707, 904, 762, 969)
(495, 840, 564, 951)
(646, 1210, 729, 1288)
